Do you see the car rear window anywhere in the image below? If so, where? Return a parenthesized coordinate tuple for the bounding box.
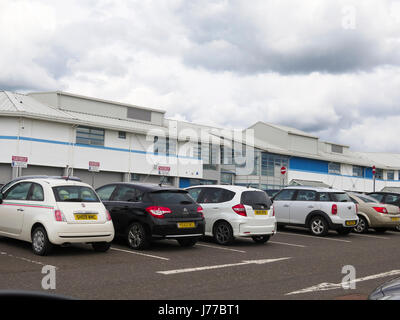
(241, 191, 271, 208)
(148, 191, 195, 204)
(329, 192, 351, 202)
(53, 186, 100, 202)
(357, 195, 379, 203)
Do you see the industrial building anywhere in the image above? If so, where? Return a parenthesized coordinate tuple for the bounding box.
(1, 90, 399, 192)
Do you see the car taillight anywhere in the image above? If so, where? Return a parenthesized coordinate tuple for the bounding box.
(355, 204, 358, 213)
(331, 204, 338, 215)
(373, 207, 388, 214)
(54, 209, 66, 222)
(145, 206, 172, 219)
(232, 204, 247, 217)
(272, 206, 275, 216)
(106, 210, 112, 221)
(197, 206, 204, 218)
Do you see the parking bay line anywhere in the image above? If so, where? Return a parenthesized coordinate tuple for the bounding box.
(110, 247, 170, 261)
(157, 257, 291, 275)
(286, 269, 400, 296)
(0, 251, 58, 269)
(350, 233, 389, 240)
(277, 232, 351, 243)
(196, 243, 246, 253)
(269, 241, 306, 248)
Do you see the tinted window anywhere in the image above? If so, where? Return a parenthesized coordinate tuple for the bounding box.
(357, 195, 379, 203)
(295, 190, 317, 201)
(197, 188, 235, 204)
(386, 194, 400, 204)
(241, 191, 271, 207)
(53, 186, 99, 202)
(330, 193, 351, 202)
(113, 186, 140, 202)
(96, 185, 117, 201)
(148, 191, 195, 204)
(318, 192, 331, 201)
(274, 189, 296, 201)
(187, 188, 202, 202)
(369, 193, 384, 202)
(28, 183, 44, 201)
(5, 182, 32, 201)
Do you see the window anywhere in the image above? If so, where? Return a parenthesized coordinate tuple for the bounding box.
(221, 173, 234, 185)
(387, 170, 395, 180)
(112, 186, 140, 202)
(329, 192, 351, 202)
(28, 183, 44, 201)
(295, 190, 317, 201)
(118, 131, 126, 139)
(331, 145, 343, 153)
(76, 126, 105, 146)
(357, 195, 378, 203)
(328, 162, 341, 174)
(96, 185, 117, 201)
(386, 194, 400, 204)
(274, 189, 296, 201)
(241, 191, 271, 208)
(368, 193, 384, 202)
(197, 188, 235, 204)
(375, 168, 384, 180)
(318, 192, 331, 201)
(353, 166, 364, 177)
(53, 186, 100, 202)
(154, 136, 176, 155)
(148, 191, 194, 204)
(187, 188, 202, 202)
(5, 182, 32, 200)
(261, 153, 289, 177)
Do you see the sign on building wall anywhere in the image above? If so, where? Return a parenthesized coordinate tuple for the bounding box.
(11, 156, 28, 168)
(89, 161, 100, 172)
(158, 166, 171, 175)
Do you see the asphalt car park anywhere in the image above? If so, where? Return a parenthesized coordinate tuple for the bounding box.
(1, 226, 400, 300)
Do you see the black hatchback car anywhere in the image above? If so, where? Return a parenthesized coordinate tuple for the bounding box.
(95, 183, 205, 249)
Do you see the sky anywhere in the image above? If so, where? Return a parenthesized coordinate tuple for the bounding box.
(1, 0, 400, 152)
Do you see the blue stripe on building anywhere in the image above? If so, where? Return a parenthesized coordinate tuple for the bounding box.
(289, 157, 329, 174)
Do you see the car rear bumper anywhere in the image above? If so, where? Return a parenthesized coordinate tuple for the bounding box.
(369, 215, 400, 227)
(151, 219, 205, 238)
(47, 221, 115, 245)
(232, 217, 277, 237)
(330, 216, 359, 229)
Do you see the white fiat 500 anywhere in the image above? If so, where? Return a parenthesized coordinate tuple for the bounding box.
(0, 178, 114, 255)
(186, 185, 276, 245)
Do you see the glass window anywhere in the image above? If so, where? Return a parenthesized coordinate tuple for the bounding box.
(328, 162, 341, 174)
(28, 183, 44, 201)
(357, 195, 379, 203)
(329, 192, 351, 202)
(295, 190, 317, 201)
(387, 171, 395, 180)
(96, 185, 117, 201)
(353, 166, 364, 177)
(241, 191, 271, 207)
(368, 193, 384, 202)
(5, 182, 32, 201)
(273, 189, 296, 201)
(76, 126, 105, 146)
(221, 173, 234, 185)
(187, 188, 202, 202)
(148, 191, 194, 204)
(112, 186, 139, 202)
(318, 192, 331, 201)
(375, 169, 384, 180)
(53, 186, 100, 202)
(386, 194, 400, 204)
(118, 131, 126, 139)
(197, 188, 235, 204)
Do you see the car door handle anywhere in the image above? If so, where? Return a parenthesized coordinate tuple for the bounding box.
(308, 206, 314, 208)
(17, 208, 24, 212)
(283, 204, 290, 208)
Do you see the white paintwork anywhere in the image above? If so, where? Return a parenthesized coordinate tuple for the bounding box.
(0, 178, 114, 247)
(186, 185, 277, 238)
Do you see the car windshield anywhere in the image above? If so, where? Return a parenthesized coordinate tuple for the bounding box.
(330, 192, 351, 202)
(53, 186, 100, 202)
(148, 191, 195, 204)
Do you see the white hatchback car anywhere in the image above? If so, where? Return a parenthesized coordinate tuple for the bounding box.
(186, 185, 276, 245)
(272, 186, 359, 236)
(0, 178, 114, 255)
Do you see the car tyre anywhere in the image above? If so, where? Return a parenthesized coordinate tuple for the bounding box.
(309, 216, 329, 236)
(177, 237, 198, 247)
(252, 235, 270, 244)
(213, 221, 234, 245)
(126, 222, 150, 250)
(92, 242, 111, 252)
(32, 226, 53, 256)
(336, 228, 352, 235)
(374, 228, 388, 233)
(353, 216, 368, 233)
(395, 225, 400, 232)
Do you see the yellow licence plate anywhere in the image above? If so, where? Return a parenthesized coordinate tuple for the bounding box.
(74, 214, 98, 220)
(392, 217, 400, 221)
(177, 222, 195, 228)
(345, 220, 357, 226)
(254, 210, 268, 215)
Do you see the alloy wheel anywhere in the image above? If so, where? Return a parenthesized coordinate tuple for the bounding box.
(311, 219, 325, 235)
(215, 224, 231, 244)
(128, 225, 142, 248)
(354, 219, 366, 233)
(33, 230, 45, 253)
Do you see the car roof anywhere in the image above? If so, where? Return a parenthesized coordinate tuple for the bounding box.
(186, 184, 262, 192)
(367, 191, 400, 195)
(97, 182, 185, 193)
(283, 186, 344, 193)
(24, 179, 92, 188)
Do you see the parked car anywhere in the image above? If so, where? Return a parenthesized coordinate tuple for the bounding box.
(347, 192, 400, 233)
(369, 277, 400, 300)
(185, 185, 276, 245)
(0, 178, 114, 255)
(272, 186, 358, 236)
(265, 189, 281, 198)
(368, 192, 400, 231)
(96, 183, 205, 249)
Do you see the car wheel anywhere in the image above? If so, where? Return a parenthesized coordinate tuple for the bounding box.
(374, 228, 388, 233)
(32, 226, 53, 256)
(177, 237, 198, 247)
(92, 242, 111, 252)
(126, 222, 150, 250)
(336, 228, 352, 235)
(213, 221, 234, 245)
(353, 216, 368, 233)
(395, 225, 400, 232)
(252, 235, 270, 244)
(277, 224, 286, 231)
(309, 216, 329, 236)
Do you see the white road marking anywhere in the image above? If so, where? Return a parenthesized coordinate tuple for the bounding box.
(278, 232, 351, 243)
(110, 247, 170, 261)
(270, 241, 306, 248)
(0, 251, 57, 269)
(286, 269, 400, 296)
(157, 257, 291, 275)
(196, 243, 246, 253)
(350, 233, 389, 240)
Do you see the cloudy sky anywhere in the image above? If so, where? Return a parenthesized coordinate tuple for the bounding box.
(1, 0, 400, 152)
